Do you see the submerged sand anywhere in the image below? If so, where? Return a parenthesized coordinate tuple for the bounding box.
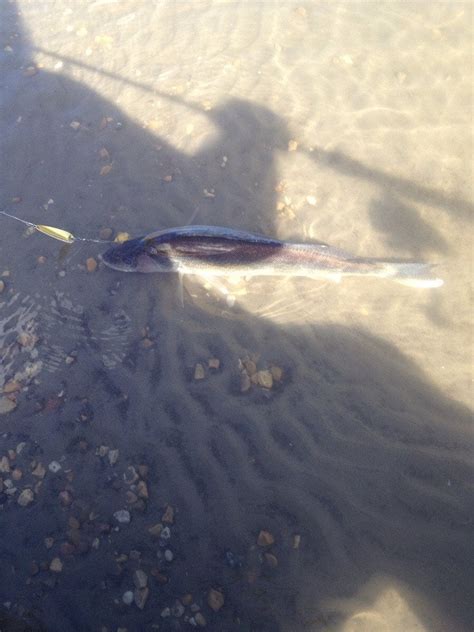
(0, 2, 472, 631)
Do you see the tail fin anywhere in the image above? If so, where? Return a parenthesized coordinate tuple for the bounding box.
(383, 262, 444, 288)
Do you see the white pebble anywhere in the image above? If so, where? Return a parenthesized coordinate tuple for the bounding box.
(48, 461, 62, 473)
(113, 509, 131, 524)
(122, 591, 134, 605)
(164, 549, 174, 562)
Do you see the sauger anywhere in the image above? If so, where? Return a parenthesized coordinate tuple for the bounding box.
(101, 225, 443, 288)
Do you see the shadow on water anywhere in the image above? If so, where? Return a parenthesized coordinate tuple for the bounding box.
(0, 3, 473, 632)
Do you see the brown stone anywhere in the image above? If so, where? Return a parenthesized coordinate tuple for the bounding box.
(32, 462, 46, 478)
(181, 593, 193, 606)
(243, 359, 257, 376)
(257, 530, 275, 547)
(207, 588, 224, 612)
(137, 480, 148, 499)
(208, 358, 220, 370)
(86, 257, 97, 273)
(270, 365, 283, 381)
(148, 523, 162, 538)
(162, 504, 174, 524)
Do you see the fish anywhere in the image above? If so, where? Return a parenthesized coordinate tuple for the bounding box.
(100, 225, 443, 288)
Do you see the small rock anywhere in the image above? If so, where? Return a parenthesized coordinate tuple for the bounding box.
(257, 530, 275, 546)
(48, 461, 62, 474)
(148, 523, 162, 538)
(195, 612, 207, 627)
(194, 363, 205, 380)
(162, 504, 174, 524)
(113, 509, 131, 524)
(49, 557, 63, 573)
(208, 358, 220, 370)
(68, 516, 80, 529)
(122, 591, 134, 606)
(134, 587, 149, 610)
(133, 569, 148, 589)
(11, 468, 22, 481)
(126, 491, 138, 504)
(172, 600, 184, 617)
(86, 257, 97, 273)
(256, 370, 273, 389)
(270, 365, 283, 381)
(293, 534, 301, 549)
(0, 280, 5, 293)
(161, 607, 171, 618)
(288, 139, 298, 151)
(99, 227, 113, 240)
(124, 466, 139, 484)
(92, 538, 100, 549)
(243, 359, 257, 375)
(59, 490, 73, 506)
(44, 537, 54, 549)
(190, 603, 201, 613)
(16, 442, 26, 455)
(164, 549, 173, 562)
(306, 195, 317, 206)
(37, 256, 47, 265)
(7, 449, 15, 461)
(0, 457, 11, 473)
(181, 594, 193, 606)
(207, 588, 224, 612)
(3, 380, 21, 394)
(108, 449, 119, 465)
(137, 480, 148, 499)
(97, 445, 109, 457)
(0, 398, 17, 415)
(32, 462, 46, 478)
(114, 232, 130, 244)
(160, 526, 171, 541)
(17, 488, 34, 507)
(69, 120, 81, 130)
(264, 553, 278, 568)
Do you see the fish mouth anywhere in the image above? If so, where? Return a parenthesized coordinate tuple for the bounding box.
(101, 238, 145, 272)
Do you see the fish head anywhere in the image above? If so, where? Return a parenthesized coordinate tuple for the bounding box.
(101, 236, 175, 273)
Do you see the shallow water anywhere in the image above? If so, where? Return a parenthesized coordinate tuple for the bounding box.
(0, 2, 473, 631)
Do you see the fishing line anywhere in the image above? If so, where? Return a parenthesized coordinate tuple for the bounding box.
(0, 209, 115, 244)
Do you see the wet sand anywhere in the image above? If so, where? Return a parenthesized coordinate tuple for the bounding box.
(0, 2, 473, 631)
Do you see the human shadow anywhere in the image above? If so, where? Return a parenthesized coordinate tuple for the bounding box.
(0, 4, 473, 632)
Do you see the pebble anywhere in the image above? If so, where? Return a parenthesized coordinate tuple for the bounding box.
(124, 466, 139, 484)
(108, 449, 119, 465)
(16, 442, 26, 455)
(17, 488, 34, 507)
(126, 491, 138, 504)
(137, 480, 148, 499)
(293, 534, 301, 549)
(190, 603, 201, 613)
(288, 139, 298, 151)
(122, 591, 133, 606)
(11, 468, 22, 481)
(49, 558, 63, 573)
(48, 461, 62, 473)
(257, 370, 273, 389)
(32, 462, 46, 478)
(0, 280, 4, 293)
(208, 358, 220, 370)
(270, 365, 283, 381)
(44, 537, 54, 549)
(59, 490, 73, 506)
(0, 398, 17, 415)
(86, 257, 97, 273)
(134, 587, 149, 610)
(164, 549, 173, 562)
(257, 530, 275, 546)
(148, 523, 162, 538)
(162, 504, 174, 524)
(161, 607, 171, 618)
(3, 380, 21, 394)
(0, 457, 10, 473)
(194, 612, 207, 627)
(306, 195, 317, 206)
(114, 232, 130, 244)
(160, 526, 171, 541)
(172, 600, 184, 617)
(133, 569, 148, 589)
(207, 588, 224, 612)
(99, 227, 113, 240)
(113, 509, 131, 524)
(194, 363, 205, 380)
(243, 359, 257, 376)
